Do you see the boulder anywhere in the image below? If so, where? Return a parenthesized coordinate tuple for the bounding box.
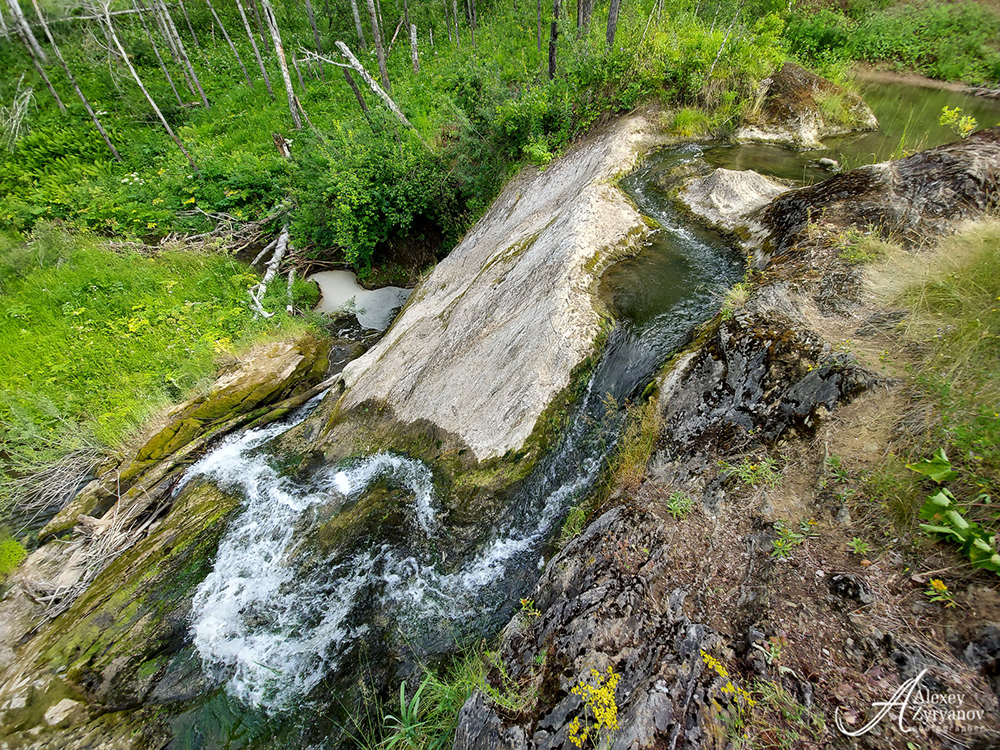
(676, 167, 789, 237)
(734, 62, 877, 150)
(759, 126, 1000, 254)
(337, 114, 658, 461)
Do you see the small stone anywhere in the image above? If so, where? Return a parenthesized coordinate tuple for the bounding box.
(44, 698, 83, 727)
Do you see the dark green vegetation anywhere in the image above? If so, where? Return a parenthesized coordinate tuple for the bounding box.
(1, 0, 791, 276)
(786, 0, 1000, 84)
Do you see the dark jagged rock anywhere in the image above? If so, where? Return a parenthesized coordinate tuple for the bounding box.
(758, 127, 1000, 253)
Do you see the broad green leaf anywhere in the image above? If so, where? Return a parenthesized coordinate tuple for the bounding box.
(906, 448, 959, 483)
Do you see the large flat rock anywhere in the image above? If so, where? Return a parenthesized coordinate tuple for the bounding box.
(339, 115, 657, 461)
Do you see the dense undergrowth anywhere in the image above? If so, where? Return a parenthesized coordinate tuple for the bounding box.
(0, 0, 791, 276)
(787, 0, 1000, 84)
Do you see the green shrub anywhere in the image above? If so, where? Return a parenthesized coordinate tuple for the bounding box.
(0, 535, 26, 578)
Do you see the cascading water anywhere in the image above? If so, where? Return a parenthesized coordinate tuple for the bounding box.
(179, 145, 743, 744)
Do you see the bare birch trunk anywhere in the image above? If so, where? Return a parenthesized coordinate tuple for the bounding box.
(237, 0, 273, 97)
(409, 23, 418, 72)
(31, 0, 117, 156)
(304, 0, 326, 80)
(466, 0, 475, 48)
(156, 0, 208, 107)
(205, 0, 253, 87)
(177, 0, 199, 48)
(708, 0, 746, 78)
(0, 3, 10, 40)
(261, 0, 302, 129)
(365, 0, 390, 92)
(100, 3, 197, 172)
(349, 0, 366, 49)
(11, 13, 65, 113)
(6, 0, 46, 62)
(334, 40, 423, 140)
(453, 0, 459, 48)
(134, 0, 182, 105)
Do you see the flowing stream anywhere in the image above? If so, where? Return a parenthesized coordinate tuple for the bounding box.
(171, 147, 741, 746)
(173, 77, 996, 746)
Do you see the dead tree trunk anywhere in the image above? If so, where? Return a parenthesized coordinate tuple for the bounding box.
(349, 0, 366, 49)
(605, 0, 621, 49)
(6, 0, 46, 62)
(452, 0, 460, 48)
(204, 0, 253, 87)
(291, 51, 306, 90)
(332, 41, 425, 142)
(364, 0, 390, 92)
(536, 0, 541, 52)
(30, 0, 118, 157)
(99, 3, 198, 172)
(261, 0, 302, 130)
(135, 0, 182, 105)
(156, 0, 208, 107)
(708, 0, 746, 78)
(0, 3, 10, 40)
(177, 0, 199, 47)
(342, 67, 376, 132)
(304, 0, 326, 80)
(237, 0, 273, 98)
(250, 0, 271, 53)
(409, 23, 418, 72)
(466, 0, 475, 48)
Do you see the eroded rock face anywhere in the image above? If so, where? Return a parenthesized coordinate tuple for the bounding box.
(759, 126, 1000, 253)
(734, 62, 877, 150)
(338, 114, 658, 462)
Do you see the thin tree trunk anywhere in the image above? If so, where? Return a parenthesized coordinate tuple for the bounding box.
(177, 0, 200, 47)
(402, 0, 409, 26)
(134, 0, 182, 105)
(375, 0, 385, 48)
(442, 0, 451, 43)
(304, 0, 326, 80)
(409, 23, 418, 72)
(365, 0, 390, 92)
(291, 51, 305, 90)
(261, 0, 302, 129)
(548, 0, 557, 79)
(156, 0, 208, 107)
(386, 14, 404, 56)
(466, 0, 475, 48)
(349, 0, 366, 49)
(452, 0, 459, 47)
(708, 0, 745, 78)
(536, 0, 541, 53)
(583, 0, 592, 29)
(0, 3, 10, 40)
(6, 0, 46, 62)
(334, 41, 423, 140)
(30, 0, 120, 158)
(237, 0, 273, 97)
(342, 67, 376, 133)
(100, 4, 197, 172)
(250, 0, 271, 53)
(204, 0, 253, 87)
(293, 94, 324, 141)
(11, 15, 65, 112)
(605, 0, 621, 49)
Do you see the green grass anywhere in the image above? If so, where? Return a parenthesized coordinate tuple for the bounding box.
(0, 223, 316, 519)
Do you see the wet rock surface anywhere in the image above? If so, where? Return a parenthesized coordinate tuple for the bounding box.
(452, 135, 1000, 750)
(676, 168, 789, 238)
(338, 114, 659, 462)
(734, 62, 878, 150)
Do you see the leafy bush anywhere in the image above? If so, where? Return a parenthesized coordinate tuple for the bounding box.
(0, 534, 26, 578)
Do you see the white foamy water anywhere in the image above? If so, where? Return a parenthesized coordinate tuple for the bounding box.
(186, 418, 600, 713)
(308, 270, 411, 331)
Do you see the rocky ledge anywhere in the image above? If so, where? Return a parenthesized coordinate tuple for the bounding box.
(453, 133, 1000, 749)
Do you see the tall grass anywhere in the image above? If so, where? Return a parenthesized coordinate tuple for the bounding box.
(0, 223, 316, 521)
